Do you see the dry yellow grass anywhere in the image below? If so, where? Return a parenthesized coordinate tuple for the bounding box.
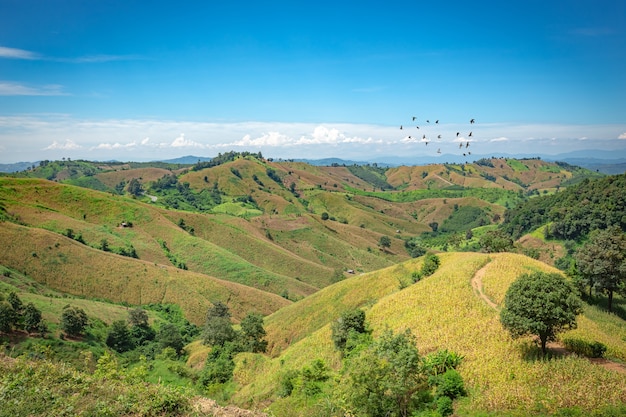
(94, 167, 174, 188)
(233, 252, 626, 415)
(0, 222, 289, 324)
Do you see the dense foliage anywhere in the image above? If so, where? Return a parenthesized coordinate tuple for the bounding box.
(440, 205, 490, 233)
(574, 226, 626, 312)
(191, 151, 263, 171)
(502, 174, 626, 240)
(346, 164, 394, 190)
(500, 271, 583, 355)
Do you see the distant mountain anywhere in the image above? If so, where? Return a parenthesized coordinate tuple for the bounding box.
(0, 161, 39, 173)
(3, 149, 626, 173)
(154, 155, 214, 164)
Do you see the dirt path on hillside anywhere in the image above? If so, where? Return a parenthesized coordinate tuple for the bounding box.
(470, 262, 626, 374)
(193, 398, 268, 416)
(471, 263, 498, 310)
(433, 174, 454, 186)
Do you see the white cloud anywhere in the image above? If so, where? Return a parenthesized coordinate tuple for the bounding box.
(93, 141, 137, 150)
(170, 133, 205, 148)
(230, 131, 292, 147)
(0, 46, 40, 60)
(43, 140, 82, 151)
(2, 115, 625, 163)
(0, 81, 67, 96)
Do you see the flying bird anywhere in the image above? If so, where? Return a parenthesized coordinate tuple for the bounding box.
(400, 125, 403, 130)
(435, 120, 439, 124)
(459, 143, 463, 149)
(437, 134, 441, 139)
(469, 132, 473, 137)
(456, 132, 460, 137)
(412, 116, 417, 121)
(466, 142, 470, 148)
(470, 119, 475, 124)
(437, 148, 441, 154)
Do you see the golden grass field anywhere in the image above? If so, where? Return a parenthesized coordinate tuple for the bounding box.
(231, 252, 626, 416)
(0, 221, 289, 324)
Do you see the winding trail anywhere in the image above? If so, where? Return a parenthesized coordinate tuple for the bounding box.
(471, 262, 498, 310)
(470, 260, 626, 374)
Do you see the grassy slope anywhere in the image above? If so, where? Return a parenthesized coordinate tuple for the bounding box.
(233, 252, 626, 415)
(0, 222, 288, 324)
(385, 159, 596, 193)
(0, 177, 323, 296)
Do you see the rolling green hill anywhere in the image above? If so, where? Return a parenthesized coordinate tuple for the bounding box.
(2, 156, 623, 416)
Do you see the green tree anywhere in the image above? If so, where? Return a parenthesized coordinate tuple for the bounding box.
(200, 344, 236, 386)
(128, 307, 155, 345)
(378, 235, 392, 250)
(7, 292, 24, 330)
(106, 320, 134, 352)
(60, 305, 88, 337)
(157, 322, 184, 354)
(239, 312, 268, 353)
(128, 307, 149, 327)
(0, 301, 16, 333)
(7, 292, 23, 315)
(331, 308, 368, 354)
(337, 328, 428, 417)
(127, 178, 143, 197)
(202, 301, 236, 347)
(574, 226, 626, 312)
(479, 230, 513, 253)
(22, 302, 45, 334)
(500, 272, 583, 356)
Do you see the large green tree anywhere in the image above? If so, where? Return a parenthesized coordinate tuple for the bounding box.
(106, 320, 134, 353)
(157, 322, 184, 354)
(60, 305, 89, 337)
(202, 301, 236, 347)
(500, 272, 583, 356)
(331, 308, 368, 354)
(0, 301, 16, 333)
(337, 328, 428, 417)
(23, 302, 45, 334)
(574, 226, 626, 312)
(239, 312, 268, 353)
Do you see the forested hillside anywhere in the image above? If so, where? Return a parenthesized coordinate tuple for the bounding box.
(501, 173, 626, 240)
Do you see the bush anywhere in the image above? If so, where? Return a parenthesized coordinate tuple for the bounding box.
(421, 254, 440, 277)
(436, 395, 454, 416)
(436, 369, 466, 400)
(562, 338, 607, 358)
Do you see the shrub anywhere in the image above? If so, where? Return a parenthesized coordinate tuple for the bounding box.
(436, 395, 454, 416)
(436, 369, 466, 400)
(562, 338, 607, 358)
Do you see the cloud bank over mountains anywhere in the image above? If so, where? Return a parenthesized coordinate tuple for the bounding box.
(1, 114, 625, 163)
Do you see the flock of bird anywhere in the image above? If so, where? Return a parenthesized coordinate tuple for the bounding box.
(400, 117, 476, 157)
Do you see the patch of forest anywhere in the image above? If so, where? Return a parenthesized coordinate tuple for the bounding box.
(501, 173, 626, 240)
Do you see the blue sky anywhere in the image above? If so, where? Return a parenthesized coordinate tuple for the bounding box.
(1, 0, 625, 163)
